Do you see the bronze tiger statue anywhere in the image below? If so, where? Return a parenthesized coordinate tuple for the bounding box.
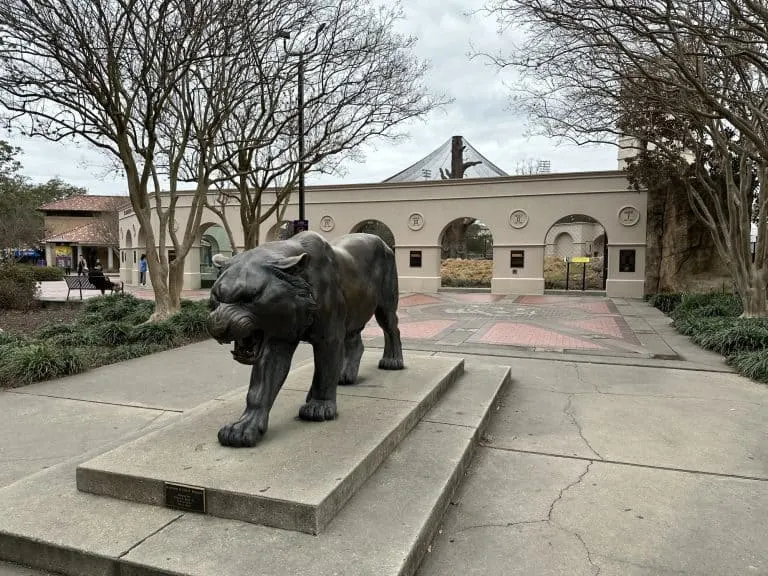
(207, 231, 404, 447)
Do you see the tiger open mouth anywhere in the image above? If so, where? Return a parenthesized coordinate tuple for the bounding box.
(231, 330, 265, 365)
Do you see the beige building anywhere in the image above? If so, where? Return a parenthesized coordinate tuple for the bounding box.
(42, 195, 128, 273)
(119, 170, 647, 298)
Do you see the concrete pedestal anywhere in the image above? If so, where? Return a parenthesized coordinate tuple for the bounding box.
(76, 354, 464, 534)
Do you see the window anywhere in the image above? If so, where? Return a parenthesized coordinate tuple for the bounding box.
(619, 249, 636, 273)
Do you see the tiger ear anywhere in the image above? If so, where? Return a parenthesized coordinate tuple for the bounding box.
(212, 254, 232, 269)
(273, 253, 308, 272)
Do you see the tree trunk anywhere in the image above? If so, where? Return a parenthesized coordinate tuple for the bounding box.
(168, 258, 185, 312)
(736, 268, 768, 318)
(244, 221, 259, 250)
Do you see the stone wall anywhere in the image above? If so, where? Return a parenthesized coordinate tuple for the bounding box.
(644, 182, 731, 294)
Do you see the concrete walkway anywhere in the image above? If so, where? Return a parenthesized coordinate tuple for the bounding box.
(1, 296, 766, 575)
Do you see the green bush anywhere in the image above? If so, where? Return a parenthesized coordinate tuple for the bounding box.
(0, 344, 85, 386)
(168, 301, 210, 338)
(648, 293, 683, 315)
(728, 350, 768, 383)
(124, 301, 155, 325)
(696, 320, 768, 357)
(0, 262, 39, 310)
(84, 293, 139, 315)
(15, 265, 66, 282)
(672, 293, 742, 319)
(34, 323, 78, 340)
(129, 321, 179, 346)
(92, 321, 133, 346)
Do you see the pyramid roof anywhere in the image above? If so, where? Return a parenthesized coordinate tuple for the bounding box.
(383, 136, 508, 183)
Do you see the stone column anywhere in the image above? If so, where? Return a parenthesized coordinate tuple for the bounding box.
(45, 243, 54, 267)
(107, 247, 114, 271)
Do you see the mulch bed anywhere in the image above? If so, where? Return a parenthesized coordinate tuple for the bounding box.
(0, 303, 83, 336)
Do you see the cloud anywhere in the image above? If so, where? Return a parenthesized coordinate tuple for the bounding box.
(5, 0, 618, 194)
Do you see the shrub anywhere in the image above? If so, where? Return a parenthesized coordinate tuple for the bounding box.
(124, 301, 155, 325)
(92, 321, 133, 346)
(648, 293, 682, 315)
(673, 315, 730, 337)
(84, 293, 139, 314)
(129, 321, 179, 346)
(168, 301, 210, 338)
(49, 329, 99, 347)
(728, 350, 768, 383)
(16, 265, 66, 282)
(0, 344, 85, 386)
(672, 293, 742, 319)
(696, 320, 768, 357)
(34, 323, 78, 340)
(0, 262, 39, 310)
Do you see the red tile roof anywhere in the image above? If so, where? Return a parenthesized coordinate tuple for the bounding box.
(40, 195, 130, 212)
(43, 222, 115, 245)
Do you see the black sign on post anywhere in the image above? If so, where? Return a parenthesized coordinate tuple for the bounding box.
(164, 482, 207, 513)
(293, 219, 309, 234)
(409, 250, 422, 268)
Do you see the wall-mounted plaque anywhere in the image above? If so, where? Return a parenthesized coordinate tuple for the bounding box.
(408, 213, 425, 231)
(409, 250, 422, 268)
(165, 482, 206, 513)
(510, 250, 525, 268)
(508, 209, 529, 229)
(618, 206, 641, 227)
(619, 249, 636, 272)
(319, 215, 335, 232)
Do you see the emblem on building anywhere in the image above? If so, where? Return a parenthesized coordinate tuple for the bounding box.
(618, 206, 640, 227)
(408, 212, 425, 231)
(319, 215, 335, 232)
(508, 209, 529, 229)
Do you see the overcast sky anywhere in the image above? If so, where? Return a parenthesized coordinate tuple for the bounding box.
(5, 0, 618, 196)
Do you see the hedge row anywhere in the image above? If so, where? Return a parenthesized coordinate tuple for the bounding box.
(0, 262, 39, 310)
(0, 294, 211, 387)
(648, 291, 768, 383)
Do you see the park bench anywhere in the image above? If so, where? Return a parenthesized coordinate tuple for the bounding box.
(64, 275, 124, 301)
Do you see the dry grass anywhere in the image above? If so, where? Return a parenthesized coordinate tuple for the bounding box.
(441, 258, 492, 288)
(544, 256, 604, 290)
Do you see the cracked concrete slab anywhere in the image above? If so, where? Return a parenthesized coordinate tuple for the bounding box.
(484, 386, 600, 459)
(419, 448, 768, 576)
(553, 460, 768, 575)
(485, 359, 767, 477)
(564, 390, 767, 477)
(418, 448, 594, 576)
(0, 392, 178, 489)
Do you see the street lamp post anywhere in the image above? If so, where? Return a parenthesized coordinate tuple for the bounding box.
(279, 23, 326, 233)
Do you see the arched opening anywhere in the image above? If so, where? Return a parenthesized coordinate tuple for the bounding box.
(544, 215, 607, 291)
(439, 217, 493, 289)
(266, 220, 294, 242)
(351, 219, 395, 249)
(200, 223, 233, 288)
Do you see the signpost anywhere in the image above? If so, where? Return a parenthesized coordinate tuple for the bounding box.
(565, 257, 591, 291)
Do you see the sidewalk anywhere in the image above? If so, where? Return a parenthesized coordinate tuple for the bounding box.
(1, 297, 765, 575)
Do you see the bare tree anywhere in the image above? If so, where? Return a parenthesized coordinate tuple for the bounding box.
(0, 0, 254, 318)
(478, 0, 768, 316)
(207, 0, 447, 250)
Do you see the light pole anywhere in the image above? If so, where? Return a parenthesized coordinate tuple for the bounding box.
(279, 23, 326, 234)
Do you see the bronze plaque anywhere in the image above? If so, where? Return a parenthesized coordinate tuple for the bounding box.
(164, 482, 206, 513)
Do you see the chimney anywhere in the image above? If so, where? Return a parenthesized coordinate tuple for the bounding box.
(451, 136, 463, 179)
